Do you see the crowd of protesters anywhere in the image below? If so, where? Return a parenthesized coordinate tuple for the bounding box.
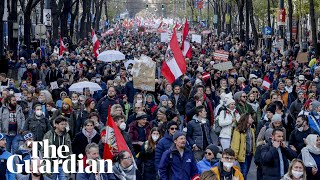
(0, 24, 320, 180)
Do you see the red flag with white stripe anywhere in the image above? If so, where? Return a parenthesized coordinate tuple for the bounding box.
(92, 29, 101, 58)
(161, 28, 186, 84)
(59, 37, 67, 56)
(182, 19, 192, 59)
(202, 72, 211, 83)
(262, 76, 271, 90)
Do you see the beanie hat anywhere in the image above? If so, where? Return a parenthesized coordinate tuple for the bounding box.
(266, 104, 276, 114)
(234, 91, 245, 101)
(206, 144, 220, 157)
(225, 98, 235, 106)
(85, 98, 95, 107)
(135, 112, 148, 120)
(173, 131, 185, 140)
(0, 133, 5, 141)
(311, 100, 320, 111)
(271, 114, 282, 122)
(63, 98, 72, 107)
(184, 78, 191, 84)
(160, 95, 169, 102)
(166, 121, 178, 130)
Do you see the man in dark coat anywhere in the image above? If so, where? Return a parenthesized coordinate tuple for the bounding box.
(261, 129, 297, 180)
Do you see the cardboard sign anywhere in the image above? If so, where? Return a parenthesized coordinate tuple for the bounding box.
(297, 52, 308, 63)
(132, 55, 156, 91)
(50, 81, 58, 90)
(212, 61, 233, 71)
(192, 34, 202, 44)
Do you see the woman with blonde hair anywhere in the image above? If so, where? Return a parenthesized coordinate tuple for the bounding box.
(281, 159, 307, 180)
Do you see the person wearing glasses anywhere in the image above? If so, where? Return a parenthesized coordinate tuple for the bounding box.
(231, 113, 255, 180)
(196, 144, 220, 174)
(112, 150, 141, 180)
(159, 132, 199, 180)
(234, 91, 255, 117)
(260, 129, 297, 180)
(155, 121, 178, 172)
(187, 105, 213, 161)
(243, 74, 261, 94)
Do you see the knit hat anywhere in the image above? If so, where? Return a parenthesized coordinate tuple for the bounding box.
(135, 112, 148, 120)
(166, 121, 178, 130)
(225, 98, 235, 106)
(173, 131, 186, 140)
(160, 95, 169, 102)
(63, 98, 72, 107)
(271, 114, 282, 122)
(0, 133, 5, 141)
(249, 74, 258, 80)
(298, 75, 305, 81)
(184, 78, 191, 84)
(266, 104, 276, 114)
(311, 100, 320, 111)
(85, 98, 95, 107)
(206, 144, 220, 157)
(234, 91, 245, 101)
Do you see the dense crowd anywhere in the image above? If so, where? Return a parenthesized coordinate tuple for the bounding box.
(0, 26, 320, 180)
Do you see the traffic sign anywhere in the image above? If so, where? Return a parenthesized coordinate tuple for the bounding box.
(43, 9, 52, 26)
(35, 24, 47, 39)
(263, 26, 272, 35)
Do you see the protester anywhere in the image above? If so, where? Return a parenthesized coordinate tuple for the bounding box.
(196, 144, 220, 174)
(0, 133, 15, 179)
(281, 159, 307, 180)
(19, 157, 51, 180)
(112, 150, 141, 180)
(129, 112, 151, 154)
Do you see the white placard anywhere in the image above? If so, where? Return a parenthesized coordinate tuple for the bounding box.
(43, 9, 52, 26)
(14, 93, 22, 101)
(50, 81, 58, 90)
(161, 33, 169, 42)
(192, 34, 202, 44)
(212, 61, 233, 71)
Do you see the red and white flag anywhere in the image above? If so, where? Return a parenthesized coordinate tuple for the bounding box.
(92, 29, 101, 58)
(59, 37, 67, 56)
(262, 76, 271, 90)
(182, 19, 192, 59)
(161, 28, 186, 84)
(202, 72, 211, 83)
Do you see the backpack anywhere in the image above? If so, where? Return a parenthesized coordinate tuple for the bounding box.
(213, 106, 227, 135)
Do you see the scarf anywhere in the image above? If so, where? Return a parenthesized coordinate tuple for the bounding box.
(82, 128, 97, 143)
(113, 162, 136, 180)
(301, 134, 320, 168)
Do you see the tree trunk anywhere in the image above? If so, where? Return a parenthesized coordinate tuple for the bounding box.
(51, 0, 59, 41)
(70, 0, 79, 40)
(237, 0, 245, 42)
(94, 0, 104, 30)
(267, 0, 271, 27)
(80, 0, 88, 39)
(248, 0, 258, 50)
(8, 0, 18, 55)
(288, 0, 293, 47)
(245, 0, 249, 45)
(24, 12, 32, 52)
(60, 0, 71, 38)
(0, 0, 4, 57)
(309, 0, 318, 55)
(86, 0, 91, 37)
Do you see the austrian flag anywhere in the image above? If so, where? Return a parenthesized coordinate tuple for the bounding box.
(59, 37, 67, 56)
(161, 28, 186, 84)
(262, 76, 271, 90)
(182, 19, 192, 59)
(92, 29, 101, 58)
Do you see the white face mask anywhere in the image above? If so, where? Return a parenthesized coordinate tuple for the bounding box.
(129, 77, 133, 81)
(35, 110, 42, 116)
(96, 78, 101, 82)
(223, 162, 233, 170)
(72, 100, 78, 104)
(137, 99, 143, 103)
(119, 122, 126, 131)
(152, 135, 159, 142)
(297, 127, 304, 132)
(291, 170, 303, 178)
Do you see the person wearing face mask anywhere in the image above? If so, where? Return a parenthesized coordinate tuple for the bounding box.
(93, 74, 107, 100)
(257, 114, 287, 144)
(298, 134, 320, 180)
(139, 127, 161, 180)
(72, 120, 100, 161)
(289, 115, 318, 154)
(197, 144, 220, 174)
(15, 132, 43, 175)
(187, 105, 213, 161)
(209, 148, 243, 180)
(124, 75, 136, 104)
(231, 113, 256, 180)
(260, 129, 297, 180)
(281, 159, 307, 180)
(23, 104, 50, 141)
(113, 114, 135, 155)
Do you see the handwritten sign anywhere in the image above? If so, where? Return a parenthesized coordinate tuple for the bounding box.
(192, 34, 202, 44)
(132, 55, 156, 91)
(212, 61, 233, 71)
(50, 81, 58, 90)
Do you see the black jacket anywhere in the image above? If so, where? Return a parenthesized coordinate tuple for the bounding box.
(71, 131, 101, 158)
(289, 127, 318, 154)
(23, 114, 51, 141)
(170, 94, 187, 115)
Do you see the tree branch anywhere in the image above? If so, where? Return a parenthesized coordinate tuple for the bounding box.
(19, 0, 26, 12)
(31, 0, 41, 9)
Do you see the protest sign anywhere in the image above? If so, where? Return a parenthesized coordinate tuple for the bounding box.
(161, 33, 168, 42)
(212, 61, 233, 71)
(192, 34, 202, 43)
(297, 52, 308, 63)
(132, 55, 156, 91)
(50, 81, 59, 90)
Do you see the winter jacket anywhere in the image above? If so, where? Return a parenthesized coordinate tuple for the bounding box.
(308, 111, 320, 134)
(42, 130, 72, 161)
(210, 162, 244, 180)
(170, 94, 187, 115)
(196, 157, 218, 174)
(52, 108, 77, 138)
(289, 99, 304, 119)
(76, 172, 116, 180)
(0, 149, 15, 180)
(23, 114, 51, 141)
(19, 174, 51, 180)
(71, 131, 101, 158)
(236, 102, 255, 116)
(0, 105, 25, 134)
(187, 115, 212, 150)
(289, 127, 318, 154)
(140, 141, 157, 180)
(129, 121, 152, 154)
(298, 151, 320, 180)
(256, 123, 287, 144)
(159, 145, 199, 180)
(218, 109, 240, 139)
(231, 128, 256, 163)
(155, 132, 174, 171)
(280, 173, 304, 180)
(260, 140, 297, 180)
(96, 96, 121, 124)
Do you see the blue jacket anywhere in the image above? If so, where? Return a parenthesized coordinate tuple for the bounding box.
(155, 132, 174, 171)
(308, 111, 320, 134)
(76, 173, 116, 180)
(0, 150, 15, 180)
(196, 157, 218, 174)
(159, 145, 198, 180)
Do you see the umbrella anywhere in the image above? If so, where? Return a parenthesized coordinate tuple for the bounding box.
(68, 81, 102, 92)
(97, 50, 126, 62)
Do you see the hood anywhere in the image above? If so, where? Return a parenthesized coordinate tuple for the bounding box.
(192, 115, 201, 122)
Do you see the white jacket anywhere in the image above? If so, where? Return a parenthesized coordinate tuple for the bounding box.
(218, 108, 240, 139)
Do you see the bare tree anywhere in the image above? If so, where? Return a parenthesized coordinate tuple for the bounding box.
(94, 0, 104, 30)
(236, 0, 245, 42)
(7, 0, 18, 54)
(309, 0, 318, 55)
(0, 0, 4, 56)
